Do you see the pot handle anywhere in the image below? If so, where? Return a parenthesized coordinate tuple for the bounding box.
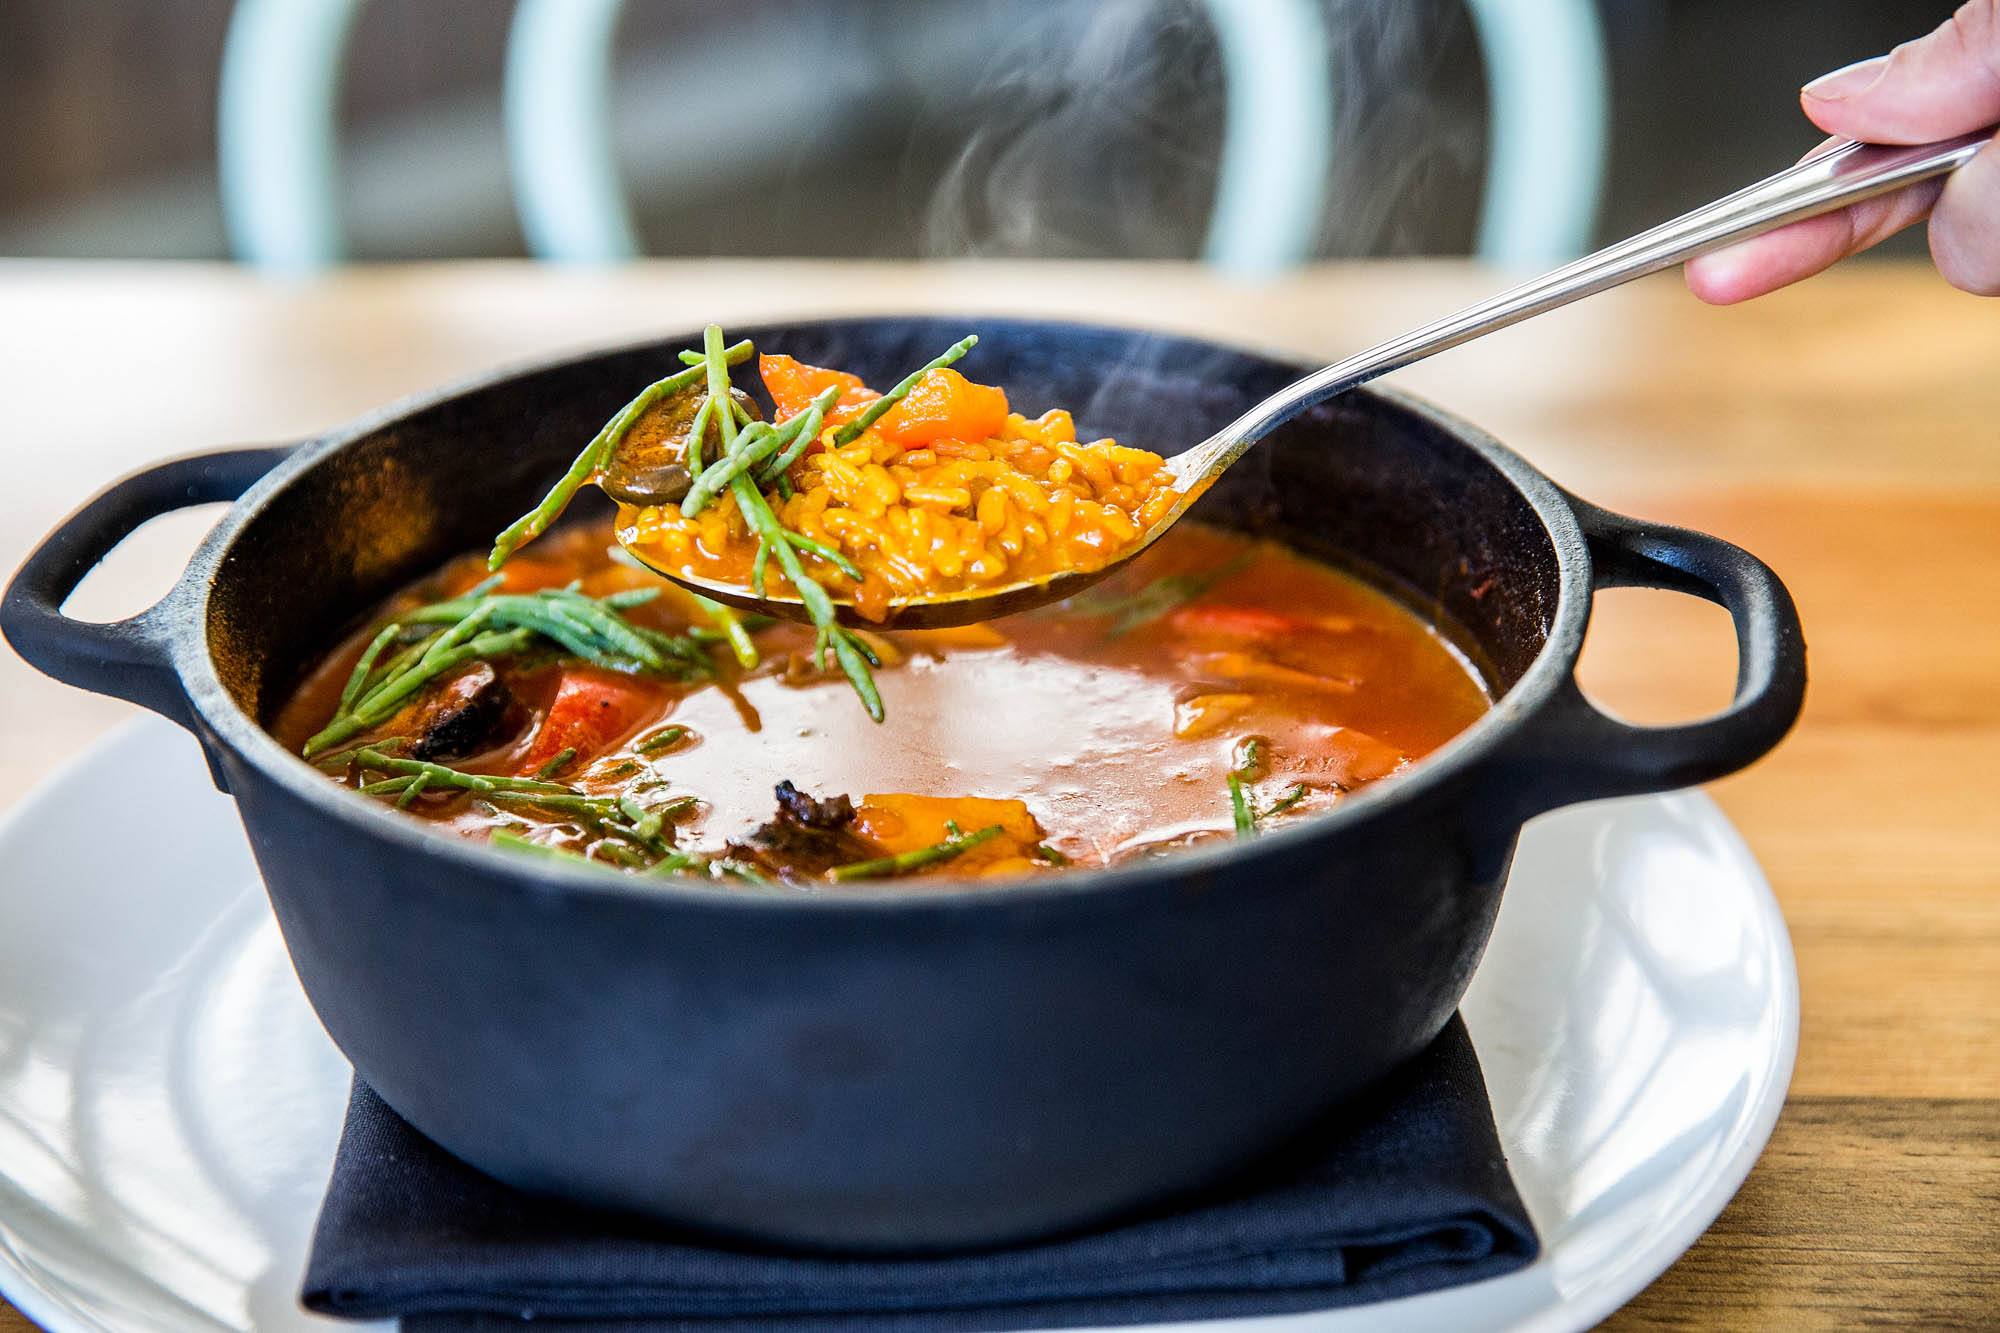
(1506, 499, 1807, 816)
(1, 447, 291, 728)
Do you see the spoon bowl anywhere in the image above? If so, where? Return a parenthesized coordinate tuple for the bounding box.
(620, 539, 1136, 630)
(615, 442, 1237, 629)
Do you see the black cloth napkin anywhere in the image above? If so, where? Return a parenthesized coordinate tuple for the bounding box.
(302, 1016, 1535, 1331)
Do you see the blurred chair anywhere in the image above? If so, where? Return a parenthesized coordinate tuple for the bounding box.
(217, 0, 362, 271)
(219, 0, 1609, 273)
(504, 0, 637, 262)
(1198, 0, 1336, 274)
(1463, 0, 1610, 266)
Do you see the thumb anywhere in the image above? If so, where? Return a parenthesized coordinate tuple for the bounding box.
(1802, 0, 2000, 144)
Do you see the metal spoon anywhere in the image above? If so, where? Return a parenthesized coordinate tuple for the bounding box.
(621, 127, 1994, 630)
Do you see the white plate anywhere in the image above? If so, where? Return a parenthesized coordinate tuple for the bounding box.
(0, 717, 1795, 1333)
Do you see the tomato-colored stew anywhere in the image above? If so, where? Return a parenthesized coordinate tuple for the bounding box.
(275, 519, 1491, 886)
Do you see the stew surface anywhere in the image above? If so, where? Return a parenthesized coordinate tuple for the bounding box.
(275, 519, 1490, 884)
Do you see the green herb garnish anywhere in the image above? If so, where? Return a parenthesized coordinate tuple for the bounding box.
(1227, 736, 1308, 838)
(692, 596, 759, 669)
(394, 772, 432, 809)
(490, 829, 587, 862)
(487, 339, 754, 570)
(350, 748, 698, 867)
(1232, 736, 1267, 779)
(636, 726, 687, 754)
(399, 586, 681, 673)
(303, 626, 536, 758)
(831, 824, 1004, 882)
(682, 385, 841, 518)
(694, 325, 887, 722)
(1263, 785, 1308, 818)
(302, 581, 707, 759)
(533, 747, 578, 779)
(1228, 772, 1256, 838)
(339, 623, 403, 714)
(312, 735, 407, 770)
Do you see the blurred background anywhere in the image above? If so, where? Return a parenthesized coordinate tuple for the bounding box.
(0, 0, 1951, 270)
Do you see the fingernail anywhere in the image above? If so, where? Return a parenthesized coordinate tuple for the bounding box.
(1802, 55, 1887, 101)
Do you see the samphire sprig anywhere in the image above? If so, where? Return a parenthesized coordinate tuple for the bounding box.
(1227, 736, 1307, 838)
(829, 823, 1003, 882)
(402, 585, 714, 677)
(490, 828, 768, 884)
(342, 747, 697, 865)
(688, 324, 888, 722)
(301, 580, 709, 758)
(679, 384, 841, 519)
(486, 339, 754, 570)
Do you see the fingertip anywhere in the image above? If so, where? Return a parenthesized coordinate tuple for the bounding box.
(1931, 246, 2000, 296)
(1685, 243, 1781, 305)
(1684, 255, 1750, 305)
(1929, 138, 2000, 296)
(1799, 84, 1908, 143)
(1800, 54, 1888, 109)
(1798, 12, 2000, 143)
(1684, 214, 1868, 305)
(1799, 91, 1855, 140)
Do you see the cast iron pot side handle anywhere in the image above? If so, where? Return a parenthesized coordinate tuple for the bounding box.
(1507, 499, 1808, 817)
(1, 447, 291, 729)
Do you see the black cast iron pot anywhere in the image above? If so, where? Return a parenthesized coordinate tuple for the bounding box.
(3, 317, 1805, 1252)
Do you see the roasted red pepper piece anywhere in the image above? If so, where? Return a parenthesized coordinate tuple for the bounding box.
(516, 666, 661, 773)
(872, 368, 1009, 447)
(759, 353, 879, 427)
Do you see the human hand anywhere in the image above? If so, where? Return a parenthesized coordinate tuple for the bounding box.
(1686, 0, 2000, 302)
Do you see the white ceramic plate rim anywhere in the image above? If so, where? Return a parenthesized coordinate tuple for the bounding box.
(1506, 794, 1797, 1333)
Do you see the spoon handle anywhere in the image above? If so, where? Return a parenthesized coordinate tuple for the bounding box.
(1209, 126, 1994, 455)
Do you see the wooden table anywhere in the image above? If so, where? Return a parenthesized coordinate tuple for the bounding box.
(1, 261, 1995, 1329)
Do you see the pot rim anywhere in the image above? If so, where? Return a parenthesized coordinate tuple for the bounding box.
(168, 314, 1595, 913)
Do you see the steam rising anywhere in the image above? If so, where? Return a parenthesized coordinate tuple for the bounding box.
(919, 0, 1481, 263)
(922, 1, 1218, 260)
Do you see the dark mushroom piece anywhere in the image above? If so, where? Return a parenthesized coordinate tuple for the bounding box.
(599, 385, 762, 507)
(725, 780, 879, 881)
(405, 663, 523, 762)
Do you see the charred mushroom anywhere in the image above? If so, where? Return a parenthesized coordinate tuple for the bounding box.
(726, 781, 879, 879)
(405, 663, 522, 761)
(599, 384, 762, 507)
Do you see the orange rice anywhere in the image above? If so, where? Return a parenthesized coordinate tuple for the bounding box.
(618, 357, 1178, 621)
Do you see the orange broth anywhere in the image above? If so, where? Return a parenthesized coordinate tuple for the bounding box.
(274, 520, 1490, 883)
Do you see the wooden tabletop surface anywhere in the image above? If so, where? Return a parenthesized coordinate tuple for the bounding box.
(0, 260, 1994, 1329)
